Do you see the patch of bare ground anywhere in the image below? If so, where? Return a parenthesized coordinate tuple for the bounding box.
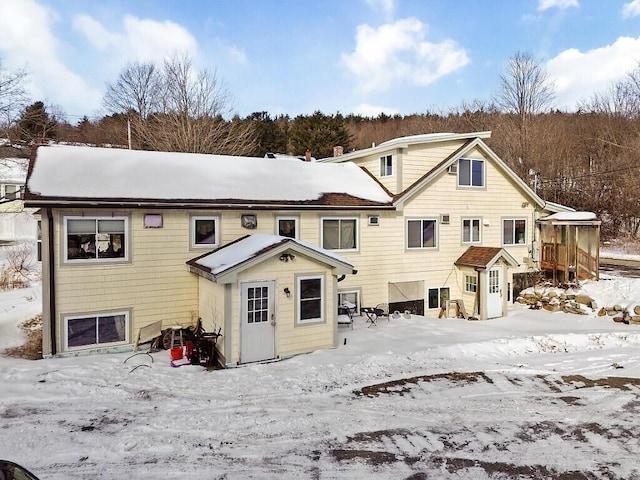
(4, 315, 42, 360)
(562, 374, 640, 391)
(354, 371, 493, 397)
(340, 372, 640, 477)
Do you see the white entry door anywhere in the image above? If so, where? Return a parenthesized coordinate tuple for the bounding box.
(487, 266, 502, 319)
(240, 281, 276, 364)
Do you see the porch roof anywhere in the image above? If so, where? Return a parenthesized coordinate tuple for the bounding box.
(187, 233, 355, 283)
(455, 246, 520, 269)
(538, 211, 601, 225)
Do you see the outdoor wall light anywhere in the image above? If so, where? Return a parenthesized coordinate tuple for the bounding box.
(284, 287, 291, 297)
(279, 253, 295, 262)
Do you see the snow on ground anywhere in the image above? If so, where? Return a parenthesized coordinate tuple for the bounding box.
(4, 276, 640, 478)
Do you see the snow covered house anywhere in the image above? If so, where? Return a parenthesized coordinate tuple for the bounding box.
(24, 132, 595, 364)
(0, 157, 39, 246)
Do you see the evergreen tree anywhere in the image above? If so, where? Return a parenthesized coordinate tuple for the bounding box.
(288, 111, 352, 159)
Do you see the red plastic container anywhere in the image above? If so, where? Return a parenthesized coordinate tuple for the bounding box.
(170, 347, 183, 360)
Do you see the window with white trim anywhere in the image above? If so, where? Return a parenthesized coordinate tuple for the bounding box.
(64, 216, 127, 262)
(458, 158, 485, 187)
(380, 154, 393, 177)
(428, 287, 449, 309)
(407, 219, 437, 249)
(65, 311, 129, 350)
(322, 218, 357, 250)
(465, 275, 477, 293)
(297, 275, 324, 324)
(462, 218, 481, 243)
(277, 216, 298, 239)
(503, 218, 527, 245)
(191, 215, 219, 248)
(4, 184, 20, 200)
(338, 290, 360, 314)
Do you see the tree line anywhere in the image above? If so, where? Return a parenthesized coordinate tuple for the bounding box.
(1, 52, 640, 240)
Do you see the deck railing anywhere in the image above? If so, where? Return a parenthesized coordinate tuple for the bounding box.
(540, 242, 598, 280)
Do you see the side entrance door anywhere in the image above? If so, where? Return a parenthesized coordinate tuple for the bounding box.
(486, 266, 503, 319)
(240, 281, 276, 364)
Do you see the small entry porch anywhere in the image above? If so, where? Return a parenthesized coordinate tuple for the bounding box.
(538, 212, 601, 284)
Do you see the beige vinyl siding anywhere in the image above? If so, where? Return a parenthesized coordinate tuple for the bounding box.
(401, 141, 465, 192)
(227, 254, 336, 364)
(54, 209, 200, 352)
(333, 149, 536, 317)
(198, 276, 226, 359)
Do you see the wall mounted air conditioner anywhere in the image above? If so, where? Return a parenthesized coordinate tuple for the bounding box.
(447, 164, 457, 174)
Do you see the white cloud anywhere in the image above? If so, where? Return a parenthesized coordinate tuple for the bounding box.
(538, 0, 579, 11)
(74, 14, 198, 64)
(622, 0, 640, 18)
(0, 0, 102, 115)
(352, 103, 399, 117)
(341, 18, 469, 93)
(546, 36, 640, 109)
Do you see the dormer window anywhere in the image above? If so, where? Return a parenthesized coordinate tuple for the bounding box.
(380, 155, 393, 177)
(458, 158, 484, 187)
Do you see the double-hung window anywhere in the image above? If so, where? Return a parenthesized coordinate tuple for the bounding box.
(191, 215, 219, 248)
(322, 218, 357, 250)
(65, 310, 129, 350)
(462, 218, 481, 243)
(458, 158, 485, 187)
(428, 287, 449, 309)
(380, 154, 393, 177)
(503, 219, 527, 245)
(297, 275, 324, 324)
(65, 216, 127, 262)
(407, 219, 437, 249)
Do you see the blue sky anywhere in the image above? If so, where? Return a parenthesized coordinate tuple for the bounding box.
(1, 0, 640, 123)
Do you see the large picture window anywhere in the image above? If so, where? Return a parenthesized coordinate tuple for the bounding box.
(407, 219, 437, 249)
(191, 215, 219, 248)
(458, 158, 485, 187)
(65, 311, 129, 350)
(322, 218, 357, 250)
(462, 218, 481, 243)
(65, 216, 127, 262)
(503, 219, 527, 245)
(298, 275, 324, 324)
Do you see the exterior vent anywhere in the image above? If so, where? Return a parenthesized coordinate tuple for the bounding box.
(447, 164, 457, 174)
(368, 215, 380, 226)
(440, 214, 450, 224)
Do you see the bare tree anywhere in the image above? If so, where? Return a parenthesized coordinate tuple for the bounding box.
(495, 51, 556, 118)
(494, 51, 556, 179)
(0, 59, 29, 137)
(103, 61, 160, 120)
(103, 54, 256, 155)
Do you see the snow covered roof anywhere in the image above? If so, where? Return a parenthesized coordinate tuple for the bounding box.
(25, 145, 393, 207)
(188, 233, 354, 281)
(540, 211, 599, 222)
(320, 131, 492, 163)
(0, 158, 28, 183)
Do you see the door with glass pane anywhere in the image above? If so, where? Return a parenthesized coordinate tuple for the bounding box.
(240, 281, 275, 364)
(487, 266, 502, 318)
